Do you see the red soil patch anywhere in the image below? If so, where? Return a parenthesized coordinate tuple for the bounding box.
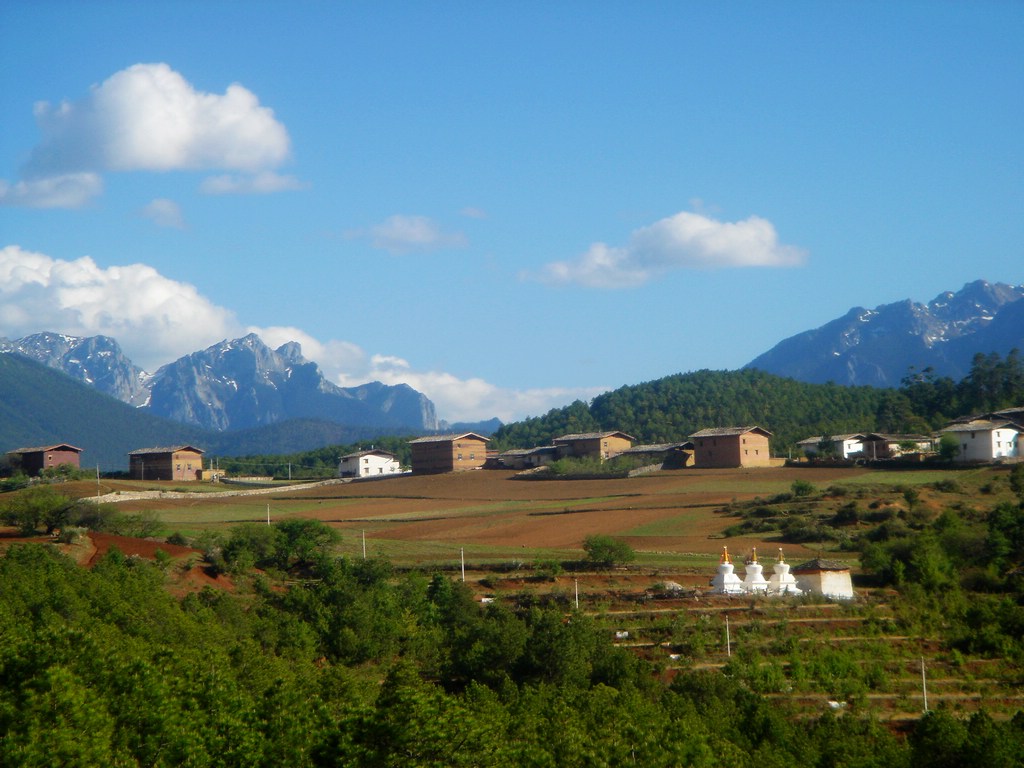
(86, 531, 195, 566)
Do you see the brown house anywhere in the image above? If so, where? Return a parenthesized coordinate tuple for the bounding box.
(408, 433, 489, 474)
(128, 445, 204, 481)
(689, 426, 772, 468)
(553, 431, 635, 461)
(9, 444, 83, 476)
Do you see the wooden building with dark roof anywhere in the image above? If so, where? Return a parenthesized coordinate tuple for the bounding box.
(688, 426, 772, 468)
(408, 433, 488, 474)
(128, 446, 204, 481)
(8, 444, 83, 476)
(552, 431, 635, 461)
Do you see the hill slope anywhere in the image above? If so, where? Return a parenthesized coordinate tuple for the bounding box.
(0, 353, 207, 471)
(491, 369, 898, 452)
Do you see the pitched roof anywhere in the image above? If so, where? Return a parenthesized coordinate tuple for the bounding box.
(861, 432, 932, 441)
(339, 449, 397, 460)
(408, 432, 489, 444)
(797, 433, 866, 446)
(11, 444, 83, 454)
(689, 426, 773, 439)
(128, 445, 205, 455)
(500, 446, 557, 456)
(553, 431, 635, 442)
(791, 558, 852, 573)
(940, 419, 1021, 434)
(622, 442, 691, 453)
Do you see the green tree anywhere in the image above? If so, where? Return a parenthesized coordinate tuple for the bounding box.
(1009, 463, 1024, 504)
(1, 485, 79, 535)
(272, 519, 340, 570)
(938, 432, 961, 462)
(582, 534, 635, 568)
(791, 479, 816, 497)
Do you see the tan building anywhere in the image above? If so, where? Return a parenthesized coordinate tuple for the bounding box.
(408, 433, 489, 474)
(688, 426, 772, 468)
(128, 445, 204, 481)
(553, 431, 635, 461)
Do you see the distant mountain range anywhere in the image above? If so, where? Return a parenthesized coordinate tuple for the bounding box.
(745, 280, 1024, 386)
(1, 332, 440, 433)
(0, 352, 440, 470)
(2, 279, 1021, 465)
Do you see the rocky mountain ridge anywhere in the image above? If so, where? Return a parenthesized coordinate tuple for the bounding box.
(1, 332, 440, 434)
(744, 280, 1024, 386)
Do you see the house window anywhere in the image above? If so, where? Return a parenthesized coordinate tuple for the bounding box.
(744, 449, 748, 455)
(458, 453, 463, 461)
(470, 453, 475, 460)
(364, 458, 369, 463)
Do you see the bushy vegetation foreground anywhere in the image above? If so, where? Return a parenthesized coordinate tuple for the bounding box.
(2, 530, 1023, 767)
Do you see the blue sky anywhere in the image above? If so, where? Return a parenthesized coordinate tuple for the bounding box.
(1, 1, 1021, 423)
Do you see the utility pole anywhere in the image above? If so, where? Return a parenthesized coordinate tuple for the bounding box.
(460, 547, 465, 582)
(726, 615, 732, 657)
(921, 656, 929, 712)
(362, 530, 366, 560)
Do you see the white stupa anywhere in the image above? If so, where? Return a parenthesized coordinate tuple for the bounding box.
(711, 546, 744, 594)
(767, 548, 802, 596)
(742, 548, 770, 594)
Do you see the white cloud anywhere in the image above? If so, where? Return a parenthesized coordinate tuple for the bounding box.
(2, 63, 296, 207)
(333, 354, 604, 424)
(199, 171, 304, 195)
(0, 173, 103, 208)
(0, 245, 241, 370)
(532, 210, 807, 288)
(459, 206, 488, 219)
(251, 324, 367, 372)
(141, 198, 185, 229)
(354, 214, 468, 254)
(0, 245, 583, 422)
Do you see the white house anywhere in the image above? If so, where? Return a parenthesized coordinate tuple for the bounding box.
(791, 559, 855, 600)
(798, 434, 866, 459)
(940, 419, 1021, 463)
(338, 449, 402, 478)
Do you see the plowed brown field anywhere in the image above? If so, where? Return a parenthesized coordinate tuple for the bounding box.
(108, 466, 872, 566)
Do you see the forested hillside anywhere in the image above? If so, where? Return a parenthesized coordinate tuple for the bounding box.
(0, 353, 208, 470)
(491, 352, 1024, 453)
(4, 540, 1022, 766)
